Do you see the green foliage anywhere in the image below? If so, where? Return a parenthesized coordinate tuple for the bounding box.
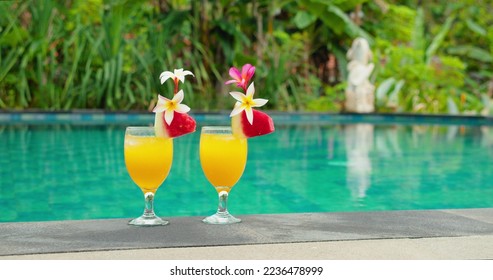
(374, 38, 469, 113)
(382, 5, 416, 42)
(306, 82, 345, 112)
(371, 2, 488, 114)
(0, 0, 491, 115)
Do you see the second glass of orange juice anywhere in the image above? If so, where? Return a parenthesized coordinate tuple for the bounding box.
(199, 126, 247, 224)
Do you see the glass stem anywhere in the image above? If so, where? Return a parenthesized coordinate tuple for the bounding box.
(144, 192, 156, 217)
(216, 191, 229, 216)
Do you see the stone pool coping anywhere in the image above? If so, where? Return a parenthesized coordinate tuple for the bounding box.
(1, 208, 493, 259)
(1, 111, 493, 126)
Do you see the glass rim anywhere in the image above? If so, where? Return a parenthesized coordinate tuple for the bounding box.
(125, 126, 156, 136)
(201, 126, 232, 134)
(125, 126, 154, 130)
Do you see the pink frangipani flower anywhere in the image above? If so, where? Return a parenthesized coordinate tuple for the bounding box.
(225, 64, 255, 92)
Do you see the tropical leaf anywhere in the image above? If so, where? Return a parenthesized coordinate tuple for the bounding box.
(411, 7, 425, 53)
(447, 45, 493, 63)
(376, 77, 395, 102)
(214, 19, 250, 46)
(465, 19, 487, 37)
(425, 15, 455, 64)
(447, 97, 459, 114)
(298, 0, 373, 43)
(326, 3, 373, 43)
(293, 10, 317, 29)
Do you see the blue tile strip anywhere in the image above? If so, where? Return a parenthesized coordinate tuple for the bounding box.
(0, 111, 492, 126)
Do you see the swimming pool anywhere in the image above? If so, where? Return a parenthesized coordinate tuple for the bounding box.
(1, 112, 493, 222)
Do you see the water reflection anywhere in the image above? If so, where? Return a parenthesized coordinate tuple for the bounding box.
(342, 122, 493, 205)
(481, 126, 493, 147)
(344, 124, 373, 199)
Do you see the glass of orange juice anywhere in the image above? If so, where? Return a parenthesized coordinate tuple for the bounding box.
(124, 126, 173, 226)
(200, 126, 247, 224)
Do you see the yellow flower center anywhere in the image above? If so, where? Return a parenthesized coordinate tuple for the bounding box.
(167, 100, 177, 111)
(243, 96, 253, 108)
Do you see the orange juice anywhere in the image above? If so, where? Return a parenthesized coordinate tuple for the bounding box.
(200, 133, 247, 193)
(124, 135, 173, 194)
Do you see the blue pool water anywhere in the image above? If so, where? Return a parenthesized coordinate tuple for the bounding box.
(1, 113, 493, 222)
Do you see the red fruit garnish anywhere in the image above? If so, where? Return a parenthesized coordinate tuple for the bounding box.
(154, 112, 196, 138)
(231, 109, 274, 138)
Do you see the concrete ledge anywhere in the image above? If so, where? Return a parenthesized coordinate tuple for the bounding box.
(1, 208, 493, 259)
(4, 236, 493, 260)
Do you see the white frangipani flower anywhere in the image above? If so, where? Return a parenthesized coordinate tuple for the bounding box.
(152, 90, 190, 125)
(229, 82, 268, 125)
(159, 68, 194, 85)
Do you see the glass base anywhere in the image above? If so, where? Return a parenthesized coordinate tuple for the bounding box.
(203, 212, 241, 225)
(129, 214, 169, 226)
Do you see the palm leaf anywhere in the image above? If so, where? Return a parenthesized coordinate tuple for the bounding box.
(425, 15, 455, 64)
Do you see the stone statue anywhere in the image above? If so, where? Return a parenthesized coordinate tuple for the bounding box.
(345, 37, 375, 113)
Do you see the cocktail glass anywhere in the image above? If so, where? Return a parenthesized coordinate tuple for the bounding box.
(124, 126, 173, 226)
(199, 126, 247, 224)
